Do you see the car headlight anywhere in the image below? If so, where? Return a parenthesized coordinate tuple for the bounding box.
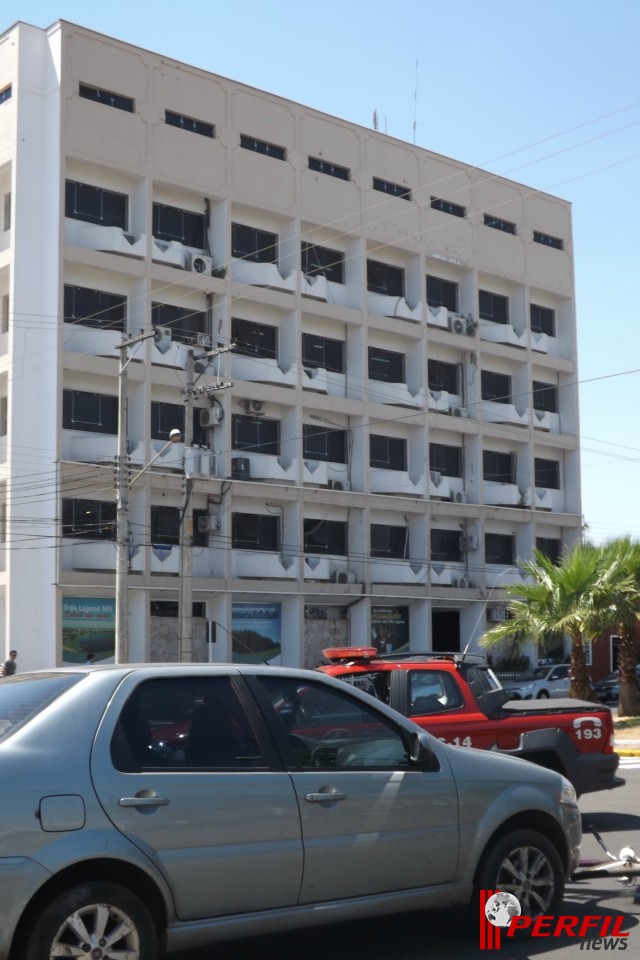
(559, 775, 577, 805)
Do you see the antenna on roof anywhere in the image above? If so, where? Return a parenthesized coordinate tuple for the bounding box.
(413, 53, 419, 144)
(373, 108, 378, 131)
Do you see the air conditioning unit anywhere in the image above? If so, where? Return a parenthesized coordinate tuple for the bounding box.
(452, 490, 468, 504)
(197, 515, 220, 534)
(459, 534, 479, 551)
(187, 253, 214, 275)
(430, 470, 442, 487)
(199, 407, 222, 428)
(196, 333, 212, 347)
(240, 399, 264, 415)
(330, 570, 357, 584)
(489, 607, 507, 622)
(454, 577, 470, 589)
(328, 479, 351, 491)
(450, 405, 468, 418)
(449, 315, 466, 335)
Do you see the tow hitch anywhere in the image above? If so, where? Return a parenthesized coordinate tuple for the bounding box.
(572, 825, 640, 892)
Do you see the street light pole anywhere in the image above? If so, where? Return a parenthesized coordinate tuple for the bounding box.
(179, 349, 195, 662)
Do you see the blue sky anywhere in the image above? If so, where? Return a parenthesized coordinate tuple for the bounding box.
(5, 0, 640, 543)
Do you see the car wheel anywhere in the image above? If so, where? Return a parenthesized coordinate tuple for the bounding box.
(23, 881, 157, 960)
(536, 690, 550, 699)
(476, 828, 564, 923)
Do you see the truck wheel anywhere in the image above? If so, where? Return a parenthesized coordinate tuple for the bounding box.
(23, 881, 157, 960)
(536, 690, 550, 699)
(476, 828, 564, 921)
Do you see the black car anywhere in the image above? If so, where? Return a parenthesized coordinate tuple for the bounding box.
(594, 665, 640, 703)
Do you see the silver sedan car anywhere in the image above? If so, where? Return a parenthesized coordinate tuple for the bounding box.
(0, 664, 581, 960)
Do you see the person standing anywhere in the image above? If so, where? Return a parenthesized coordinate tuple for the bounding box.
(3, 650, 17, 676)
(85, 653, 96, 665)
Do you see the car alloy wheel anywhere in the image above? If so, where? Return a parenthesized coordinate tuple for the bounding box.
(24, 881, 156, 960)
(476, 828, 564, 921)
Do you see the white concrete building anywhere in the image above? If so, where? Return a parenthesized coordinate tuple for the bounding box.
(0, 20, 582, 669)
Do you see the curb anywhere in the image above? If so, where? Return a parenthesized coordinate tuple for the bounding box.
(616, 747, 640, 757)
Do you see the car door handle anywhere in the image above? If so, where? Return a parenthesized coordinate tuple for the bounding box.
(118, 795, 170, 808)
(305, 791, 348, 803)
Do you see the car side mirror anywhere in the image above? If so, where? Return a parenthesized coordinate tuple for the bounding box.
(409, 731, 440, 771)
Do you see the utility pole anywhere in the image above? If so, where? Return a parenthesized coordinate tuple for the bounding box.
(179, 349, 195, 662)
(178, 344, 234, 661)
(115, 328, 180, 664)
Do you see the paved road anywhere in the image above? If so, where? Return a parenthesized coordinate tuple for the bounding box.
(175, 763, 640, 960)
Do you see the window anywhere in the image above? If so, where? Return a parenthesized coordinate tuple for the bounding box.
(302, 333, 344, 372)
(0, 396, 7, 436)
(483, 450, 516, 484)
(152, 303, 207, 345)
(79, 83, 134, 113)
(368, 347, 405, 383)
(430, 529, 462, 563)
(301, 242, 345, 284)
(151, 505, 180, 546)
(231, 223, 278, 263)
(534, 457, 560, 490)
(152, 203, 206, 248)
(0, 85, 11, 105)
(431, 196, 466, 218)
(367, 259, 404, 297)
(409, 670, 464, 715)
(65, 181, 127, 228)
(1, 294, 9, 334)
(64, 285, 126, 332)
(372, 177, 411, 200)
(533, 230, 563, 250)
(111, 676, 263, 772)
(429, 442, 462, 478)
(479, 290, 509, 324)
(257, 675, 408, 770)
(485, 533, 515, 565)
(530, 303, 556, 337)
(428, 359, 459, 395)
(62, 498, 116, 540)
(3, 193, 10, 232)
(240, 134, 285, 160)
(150, 401, 185, 441)
(231, 317, 277, 359)
(232, 415, 280, 455)
(63, 390, 118, 434)
(308, 156, 350, 181)
(536, 537, 561, 564)
(304, 519, 347, 555)
(426, 276, 458, 312)
(370, 435, 407, 471)
(532, 381, 558, 413)
(481, 370, 511, 404)
(232, 513, 279, 551)
(166, 111, 214, 138)
(484, 214, 516, 234)
(370, 524, 407, 559)
(303, 425, 347, 463)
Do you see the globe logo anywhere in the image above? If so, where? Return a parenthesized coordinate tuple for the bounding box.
(484, 892, 521, 928)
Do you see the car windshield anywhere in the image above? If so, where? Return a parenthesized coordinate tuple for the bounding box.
(519, 667, 551, 681)
(0, 673, 82, 744)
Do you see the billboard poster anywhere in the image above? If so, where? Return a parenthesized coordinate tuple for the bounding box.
(232, 603, 281, 663)
(62, 597, 115, 664)
(370, 605, 409, 654)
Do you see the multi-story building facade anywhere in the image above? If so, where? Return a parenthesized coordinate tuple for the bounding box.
(0, 20, 581, 670)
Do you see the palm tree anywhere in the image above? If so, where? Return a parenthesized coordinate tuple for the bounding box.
(480, 543, 635, 702)
(595, 538, 640, 719)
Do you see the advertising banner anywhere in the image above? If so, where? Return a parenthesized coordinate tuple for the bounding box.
(370, 605, 409, 653)
(232, 603, 282, 663)
(62, 597, 115, 664)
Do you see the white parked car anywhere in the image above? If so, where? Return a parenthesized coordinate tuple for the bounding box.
(502, 664, 571, 700)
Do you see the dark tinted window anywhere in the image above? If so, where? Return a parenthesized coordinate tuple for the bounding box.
(370, 524, 408, 558)
(367, 260, 404, 297)
(232, 318, 277, 359)
(166, 111, 214, 138)
(429, 442, 462, 478)
(79, 84, 134, 112)
(534, 457, 560, 489)
(62, 498, 116, 540)
(483, 450, 516, 484)
(303, 425, 347, 463)
(373, 177, 411, 200)
(430, 528, 462, 563)
(232, 513, 279, 551)
(152, 303, 206, 345)
(232, 415, 280, 455)
(301, 243, 345, 283)
(479, 290, 508, 324)
(308, 156, 350, 180)
(240, 134, 285, 160)
(232, 223, 278, 263)
(368, 347, 405, 383)
(533, 231, 563, 250)
(370, 435, 407, 470)
(484, 214, 516, 234)
(302, 333, 344, 371)
(431, 197, 465, 218)
(304, 519, 347, 555)
(63, 390, 118, 434)
(532, 381, 558, 413)
(152, 203, 206, 248)
(65, 181, 127, 228)
(481, 370, 511, 404)
(64, 285, 126, 332)
(485, 533, 515, 565)
(426, 276, 458, 311)
(428, 359, 458, 394)
(530, 304, 556, 337)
